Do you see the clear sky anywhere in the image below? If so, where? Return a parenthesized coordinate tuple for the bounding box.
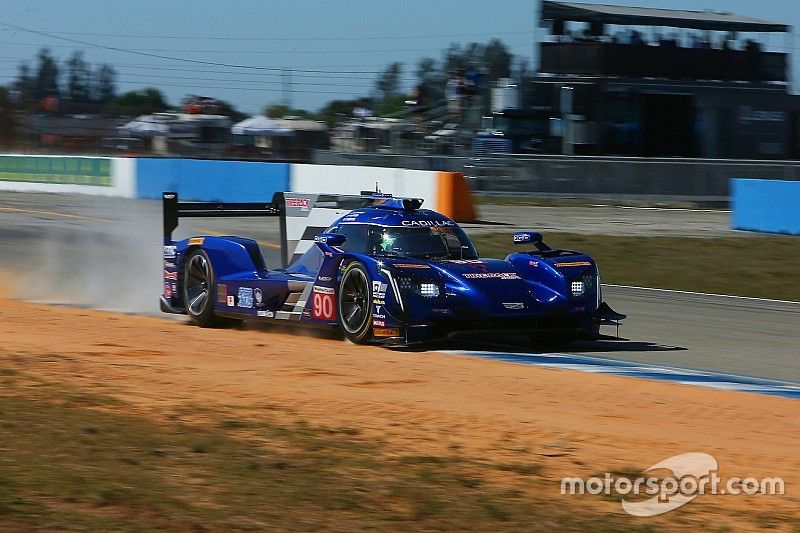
(0, 0, 797, 115)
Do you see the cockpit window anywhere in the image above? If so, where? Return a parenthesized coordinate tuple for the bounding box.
(331, 223, 478, 260)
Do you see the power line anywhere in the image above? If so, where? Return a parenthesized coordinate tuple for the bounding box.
(17, 28, 533, 42)
(0, 39, 531, 56)
(0, 22, 400, 74)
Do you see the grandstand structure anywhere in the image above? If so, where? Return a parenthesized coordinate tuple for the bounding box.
(533, 0, 799, 159)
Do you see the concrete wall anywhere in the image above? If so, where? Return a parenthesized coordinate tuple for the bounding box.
(0, 155, 474, 220)
(135, 158, 289, 202)
(732, 178, 800, 235)
(291, 164, 439, 208)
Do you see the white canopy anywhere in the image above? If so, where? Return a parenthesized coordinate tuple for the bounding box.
(231, 115, 295, 136)
(118, 114, 176, 137)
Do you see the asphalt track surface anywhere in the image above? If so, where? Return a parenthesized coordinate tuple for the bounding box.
(1, 191, 798, 383)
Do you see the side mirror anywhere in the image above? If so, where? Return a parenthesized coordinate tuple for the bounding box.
(513, 231, 543, 245)
(314, 233, 346, 247)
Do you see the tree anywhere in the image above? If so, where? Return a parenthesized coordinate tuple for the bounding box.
(214, 99, 246, 122)
(263, 103, 312, 120)
(14, 63, 35, 103)
(375, 62, 403, 102)
(106, 88, 168, 116)
(66, 51, 91, 103)
(376, 94, 407, 117)
(34, 48, 60, 100)
(483, 39, 512, 81)
(316, 98, 363, 127)
(92, 64, 117, 104)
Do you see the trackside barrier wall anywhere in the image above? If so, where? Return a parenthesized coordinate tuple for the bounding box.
(0, 156, 476, 222)
(135, 158, 290, 202)
(290, 164, 476, 221)
(732, 178, 800, 235)
(0, 155, 135, 197)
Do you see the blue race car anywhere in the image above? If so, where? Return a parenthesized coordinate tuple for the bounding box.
(160, 191, 624, 345)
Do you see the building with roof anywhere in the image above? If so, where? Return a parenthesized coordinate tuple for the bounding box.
(529, 0, 799, 159)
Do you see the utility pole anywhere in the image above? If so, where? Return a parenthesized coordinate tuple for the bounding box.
(281, 68, 293, 109)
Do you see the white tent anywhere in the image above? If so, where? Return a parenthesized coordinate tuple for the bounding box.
(119, 115, 173, 137)
(231, 115, 294, 136)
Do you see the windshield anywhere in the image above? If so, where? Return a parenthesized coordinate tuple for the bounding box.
(376, 225, 478, 260)
(333, 223, 478, 260)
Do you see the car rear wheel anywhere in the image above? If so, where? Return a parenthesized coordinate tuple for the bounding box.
(184, 249, 228, 327)
(338, 262, 373, 344)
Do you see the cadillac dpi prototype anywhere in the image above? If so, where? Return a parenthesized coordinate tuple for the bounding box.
(160, 191, 624, 345)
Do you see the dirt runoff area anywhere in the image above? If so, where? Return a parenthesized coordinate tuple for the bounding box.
(0, 296, 798, 531)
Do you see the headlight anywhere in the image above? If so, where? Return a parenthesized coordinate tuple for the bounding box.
(571, 280, 585, 296)
(397, 276, 441, 298)
(419, 283, 440, 298)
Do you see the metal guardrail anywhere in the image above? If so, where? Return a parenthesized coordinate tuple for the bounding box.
(313, 150, 800, 201)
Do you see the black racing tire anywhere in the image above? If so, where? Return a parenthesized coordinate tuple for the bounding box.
(338, 262, 373, 344)
(183, 249, 229, 328)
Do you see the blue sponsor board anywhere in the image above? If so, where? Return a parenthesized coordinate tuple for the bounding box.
(135, 158, 290, 202)
(732, 178, 800, 235)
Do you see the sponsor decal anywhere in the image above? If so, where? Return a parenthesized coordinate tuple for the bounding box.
(188, 237, 205, 246)
(313, 285, 335, 295)
(503, 302, 524, 310)
(217, 284, 228, 303)
(237, 287, 254, 308)
(513, 234, 529, 243)
(432, 308, 452, 314)
(318, 276, 332, 282)
(254, 288, 263, 307)
(164, 270, 178, 281)
(401, 220, 454, 227)
(163, 261, 176, 269)
(312, 290, 336, 320)
(226, 295, 235, 307)
(373, 313, 386, 320)
(373, 320, 386, 327)
(449, 259, 488, 272)
(373, 327, 400, 337)
(529, 260, 539, 267)
(285, 197, 311, 210)
(554, 261, 592, 268)
(372, 281, 388, 300)
(164, 282, 173, 299)
(463, 272, 521, 280)
(163, 245, 176, 259)
(373, 298, 385, 305)
(257, 310, 274, 318)
(394, 264, 430, 269)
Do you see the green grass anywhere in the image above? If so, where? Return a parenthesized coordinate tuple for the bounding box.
(0, 374, 663, 532)
(472, 232, 800, 301)
(474, 195, 727, 210)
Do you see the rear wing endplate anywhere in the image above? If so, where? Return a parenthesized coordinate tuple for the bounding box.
(163, 191, 379, 268)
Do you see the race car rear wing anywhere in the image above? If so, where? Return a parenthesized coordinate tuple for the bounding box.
(162, 191, 379, 268)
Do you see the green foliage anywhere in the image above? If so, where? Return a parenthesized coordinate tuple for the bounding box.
(376, 93, 407, 117)
(375, 61, 403, 102)
(213, 99, 247, 121)
(316, 98, 363, 126)
(263, 103, 312, 119)
(105, 88, 169, 116)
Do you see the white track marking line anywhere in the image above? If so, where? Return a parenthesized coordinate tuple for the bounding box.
(605, 284, 800, 306)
